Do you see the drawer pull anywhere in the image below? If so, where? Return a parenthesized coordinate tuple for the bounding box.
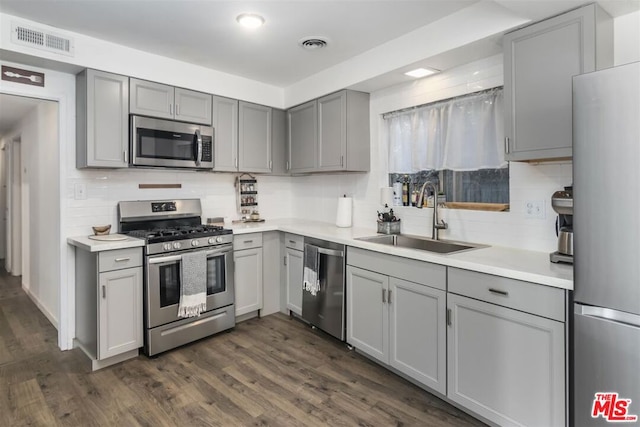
(102, 286, 106, 299)
(243, 240, 253, 244)
(289, 240, 297, 245)
(114, 257, 131, 262)
(489, 288, 509, 297)
(382, 289, 387, 303)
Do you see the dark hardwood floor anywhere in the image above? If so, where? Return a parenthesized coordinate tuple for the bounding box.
(0, 268, 485, 426)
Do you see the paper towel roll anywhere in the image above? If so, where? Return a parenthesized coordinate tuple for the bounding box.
(336, 196, 353, 228)
(380, 187, 393, 207)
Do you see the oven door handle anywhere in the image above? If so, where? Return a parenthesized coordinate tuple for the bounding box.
(148, 246, 232, 264)
(195, 128, 203, 166)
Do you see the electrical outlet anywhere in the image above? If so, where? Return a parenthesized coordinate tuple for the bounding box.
(74, 183, 87, 200)
(525, 200, 545, 219)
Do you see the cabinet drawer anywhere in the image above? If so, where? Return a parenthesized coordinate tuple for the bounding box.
(347, 247, 446, 291)
(98, 248, 142, 273)
(233, 233, 263, 250)
(284, 233, 304, 250)
(448, 268, 565, 321)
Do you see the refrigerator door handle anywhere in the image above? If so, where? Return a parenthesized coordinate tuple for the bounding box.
(575, 304, 640, 328)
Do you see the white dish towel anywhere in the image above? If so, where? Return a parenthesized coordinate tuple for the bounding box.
(303, 244, 320, 296)
(178, 251, 207, 318)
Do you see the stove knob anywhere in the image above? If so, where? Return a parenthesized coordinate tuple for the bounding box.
(216, 236, 224, 243)
(208, 237, 215, 244)
(163, 243, 172, 251)
(173, 242, 182, 249)
(191, 240, 200, 247)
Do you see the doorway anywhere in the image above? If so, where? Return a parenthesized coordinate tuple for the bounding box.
(0, 93, 60, 329)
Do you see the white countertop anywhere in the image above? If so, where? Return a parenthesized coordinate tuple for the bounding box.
(229, 218, 574, 291)
(67, 234, 145, 252)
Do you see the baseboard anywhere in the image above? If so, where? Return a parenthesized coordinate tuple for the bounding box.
(22, 285, 58, 330)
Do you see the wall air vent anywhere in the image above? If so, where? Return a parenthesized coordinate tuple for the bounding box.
(11, 22, 75, 56)
(298, 37, 328, 50)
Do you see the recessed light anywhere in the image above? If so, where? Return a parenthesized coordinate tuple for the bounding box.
(236, 14, 265, 29)
(404, 68, 438, 78)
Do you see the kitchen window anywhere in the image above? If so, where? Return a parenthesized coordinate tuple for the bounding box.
(385, 87, 509, 209)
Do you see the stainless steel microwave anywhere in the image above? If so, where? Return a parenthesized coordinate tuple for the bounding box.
(130, 115, 214, 170)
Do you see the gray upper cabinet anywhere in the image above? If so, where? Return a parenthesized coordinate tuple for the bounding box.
(503, 4, 612, 161)
(270, 108, 289, 175)
(288, 100, 317, 173)
(76, 69, 129, 168)
(212, 95, 239, 172)
(288, 90, 370, 173)
(130, 78, 212, 125)
(174, 87, 212, 125)
(239, 101, 272, 173)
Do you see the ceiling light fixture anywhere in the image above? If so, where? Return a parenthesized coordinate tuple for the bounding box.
(404, 68, 438, 78)
(236, 14, 265, 29)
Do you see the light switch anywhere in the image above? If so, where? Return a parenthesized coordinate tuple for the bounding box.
(525, 200, 544, 219)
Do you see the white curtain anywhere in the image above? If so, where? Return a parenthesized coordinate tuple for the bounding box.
(386, 87, 506, 172)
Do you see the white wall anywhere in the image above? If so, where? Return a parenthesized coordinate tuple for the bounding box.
(614, 10, 640, 65)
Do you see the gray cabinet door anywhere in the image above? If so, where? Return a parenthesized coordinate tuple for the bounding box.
(77, 69, 129, 168)
(129, 78, 174, 120)
(447, 293, 565, 427)
(389, 277, 446, 395)
(317, 91, 347, 171)
(233, 248, 263, 317)
(98, 266, 143, 360)
(503, 5, 597, 161)
(212, 95, 239, 172)
(270, 108, 289, 176)
(239, 102, 272, 173)
(175, 88, 212, 125)
(285, 247, 303, 315)
(288, 100, 317, 173)
(346, 265, 388, 364)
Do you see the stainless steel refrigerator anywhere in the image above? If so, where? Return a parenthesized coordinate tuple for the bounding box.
(573, 61, 640, 426)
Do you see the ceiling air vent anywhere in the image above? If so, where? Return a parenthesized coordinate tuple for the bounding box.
(11, 22, 75, 56)
(299, 37, 328, 50)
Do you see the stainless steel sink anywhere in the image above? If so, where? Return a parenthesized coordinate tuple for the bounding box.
(355, 234, 486, 254)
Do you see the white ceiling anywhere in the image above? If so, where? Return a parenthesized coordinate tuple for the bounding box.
(0, 0, 637, 88)
(0, 0, 637, 132)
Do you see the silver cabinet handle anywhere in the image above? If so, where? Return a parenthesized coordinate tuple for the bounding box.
(114, 257, 131, 262)
(123, 150, 127, 162)
(504, 137, 510, 154)
(286, 161, 289, 170)
(176, 104, 180, 116)
(244, 240, 253, 244)
(269, 160, 272, 170)
(447, 308, 452, 326)
(169, 104, 173, 115)
(388, 290, 392, 304)
(340, 155, 344, 167)
(102, 285, 106, 299)
(235, 158, 238, 169)
(489, 288, 509, 296)
(283, 255, 287, 266)
(382, 289, 387, 303)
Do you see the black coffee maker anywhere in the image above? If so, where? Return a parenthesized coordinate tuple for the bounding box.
(550, 186, 573, 264)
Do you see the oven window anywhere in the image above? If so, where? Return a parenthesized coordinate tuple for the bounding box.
(138, 128, 195, 160)
(207, 255, 226, 295)
(159, 263, 180, 307)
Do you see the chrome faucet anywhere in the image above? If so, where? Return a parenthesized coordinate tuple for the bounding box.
(416, 181, 448, 240)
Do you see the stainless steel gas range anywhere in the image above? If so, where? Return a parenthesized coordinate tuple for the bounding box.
(118, 199, 235, 356)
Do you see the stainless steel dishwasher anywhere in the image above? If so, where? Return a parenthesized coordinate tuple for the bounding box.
(302, 237, 346, 341)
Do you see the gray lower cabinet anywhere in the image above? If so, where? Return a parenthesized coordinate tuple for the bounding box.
(447, 268, 566, 427)
(130, 78, 212, 125)
(75, 246, 143, 370)
(346, 247, 447, 394)
(288, 90, 370, 173)
(503, 3, 612, 161)
(76, 69, 129, 168)
(284, 233, 304, 315)
(233, 234, 263, 317)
